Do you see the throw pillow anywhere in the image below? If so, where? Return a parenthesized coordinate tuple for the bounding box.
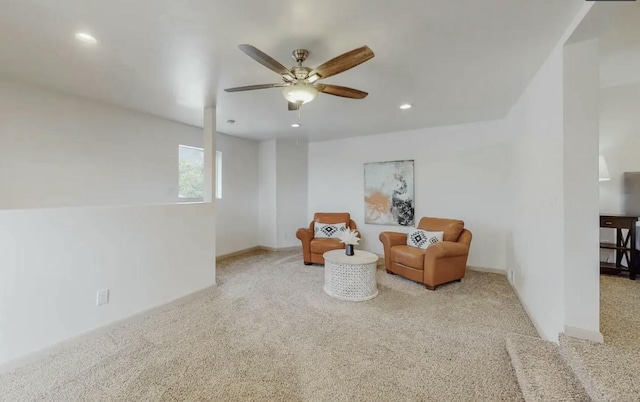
(406, 229, 443, 249)
(314, 222, 347, 239)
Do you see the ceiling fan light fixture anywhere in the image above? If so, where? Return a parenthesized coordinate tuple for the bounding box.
(282, 84, 318, 104)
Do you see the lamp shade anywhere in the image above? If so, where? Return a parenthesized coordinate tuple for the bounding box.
(599, 155, 611, 182)
(282, 84, 318, 104)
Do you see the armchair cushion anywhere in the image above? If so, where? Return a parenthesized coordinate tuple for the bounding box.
(310, 238, 344, 254)
(314, 222, 347, 238)
(391, 245, 425, 269)
(407, 229, 443, 249)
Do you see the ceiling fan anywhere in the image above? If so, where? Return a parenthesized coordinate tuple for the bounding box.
(224, 44, 374, 111)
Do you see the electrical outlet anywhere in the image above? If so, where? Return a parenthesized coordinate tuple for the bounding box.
(96, 289, 109, 306)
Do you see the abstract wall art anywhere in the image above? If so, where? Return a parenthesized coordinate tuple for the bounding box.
(364, 160, 414, 226)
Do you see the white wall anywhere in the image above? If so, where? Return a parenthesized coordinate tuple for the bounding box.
(276, 139, 308, 248)
(563, 39, 602, 340)
(257, 139, 308, 250)
(506, 46, 566, 341)
(258, 140, 277, 249)
(216, 133, 259, 256)
(600, 45, 640, 90)
(0, 79, 202, 210)
(0, 79, 260, 257)
(0, 203, 216, 365)
(0, 80, 222, 365)
(505, 3, 600, 342)
(307, 120, 514, 271)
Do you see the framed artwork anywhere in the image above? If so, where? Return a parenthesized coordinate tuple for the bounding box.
(364, 160, 415, 226)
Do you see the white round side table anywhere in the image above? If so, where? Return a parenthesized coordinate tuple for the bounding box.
(323, 249, 379, 301)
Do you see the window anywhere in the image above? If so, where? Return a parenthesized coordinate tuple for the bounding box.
(216, 150, 222, 199)
(177, 146, 221, 201)
(178, 145, 204, 200)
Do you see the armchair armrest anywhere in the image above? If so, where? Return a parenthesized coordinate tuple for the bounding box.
(424, 241, 469, 259)
(296, 228, 314, 242)
(379, 231, 407, 248)
(379, 231, 407, 272)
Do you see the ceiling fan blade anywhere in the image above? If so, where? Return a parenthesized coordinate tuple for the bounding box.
(288, 102, 300, 111)
(310, 46, 374, 80)
(224, 83, 286, 92)
(238, 44, 294, 80)
(316, 84, 368, 99)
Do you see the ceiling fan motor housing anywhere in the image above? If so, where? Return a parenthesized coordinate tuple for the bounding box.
(292, 66, 312, 80)
(292, 49, 309, 64)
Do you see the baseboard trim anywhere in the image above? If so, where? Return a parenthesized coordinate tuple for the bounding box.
(259, 245, 302, 252)
(216, 246, 262, 262)
(510, 282, 551, 342)
(467, 265, 506, 275)
(217, 245, 302, 262)
(0, 285, 216, 374)
(564, 325, 604, 344)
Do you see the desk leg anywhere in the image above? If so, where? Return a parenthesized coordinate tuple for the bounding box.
(614, 228, 623, 269)
(631, 226, 637, 280)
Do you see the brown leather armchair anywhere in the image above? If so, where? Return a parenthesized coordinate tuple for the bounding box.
(379, 217, 472, 290)
(296, 212, 359, 265)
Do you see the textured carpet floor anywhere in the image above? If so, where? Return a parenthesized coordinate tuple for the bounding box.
(600, 274, 640, 350)
(560, 334, 640, 402)
(506, 334, 588, 402)
(552, 274, 640, 402)
(0, 250, 539, 401)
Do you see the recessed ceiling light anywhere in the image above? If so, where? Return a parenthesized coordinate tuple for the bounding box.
(75, 32, 97, 44)
(399, 103, 412, 110)
(226, 119, 236, 124)
(291, 123, 301, 128)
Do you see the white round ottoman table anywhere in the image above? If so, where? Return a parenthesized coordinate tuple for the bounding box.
(323, 249, 379, 301)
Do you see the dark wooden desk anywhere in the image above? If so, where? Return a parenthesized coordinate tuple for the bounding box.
(600, 214, 638, 280)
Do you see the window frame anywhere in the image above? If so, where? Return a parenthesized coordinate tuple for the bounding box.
(215, 150, 222, 200)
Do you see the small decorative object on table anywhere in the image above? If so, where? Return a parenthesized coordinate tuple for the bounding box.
(339, 228, 360, 256)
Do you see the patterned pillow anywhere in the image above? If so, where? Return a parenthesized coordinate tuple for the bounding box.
(406, 229, 443, 249)
(314, 222, 347, 239)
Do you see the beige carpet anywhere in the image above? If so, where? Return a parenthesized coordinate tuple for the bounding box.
(600, 274, 640, 350)
(551, 274, 640, 402)
(506, 334, 589, 401)
(0, 250, 538, 401)
(560, 334, 640, 402)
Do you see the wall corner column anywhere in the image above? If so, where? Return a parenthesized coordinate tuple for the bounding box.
(203, 106, 216, 203)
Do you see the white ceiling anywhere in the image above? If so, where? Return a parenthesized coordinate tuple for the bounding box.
(0, 0, 584, 141)
(569, 2, 640, 89)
